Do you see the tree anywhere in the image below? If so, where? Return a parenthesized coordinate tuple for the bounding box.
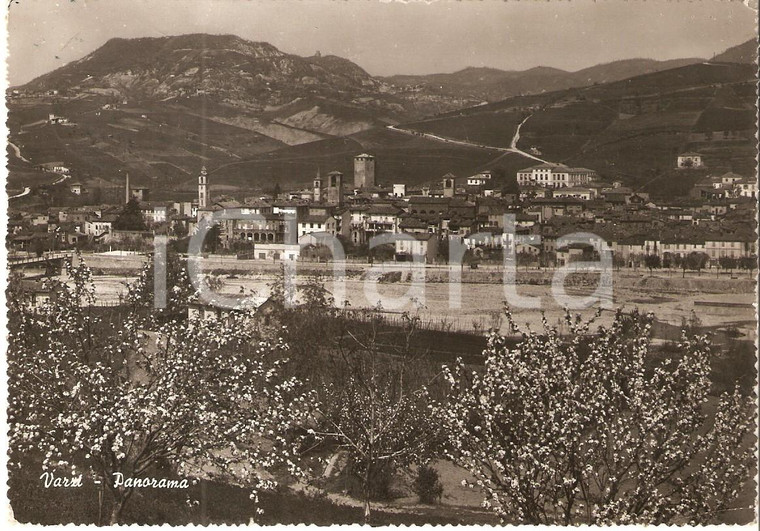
(644, 254, 661, 275)
(516, 250, 535, 271)
(7, 258, 313, 523)
(125, 250, 201, 321)
(311, 312, 441, 523)
(113, 198, 147, 231)
(717, 256, 737, 276)
(202, 224, 223, 253)
(684, 251, 709, 277)
(738, 255, 757, 278)
(438, 307, 754, 525)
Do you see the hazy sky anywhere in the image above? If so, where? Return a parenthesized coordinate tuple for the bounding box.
(6, 0, 758, 86)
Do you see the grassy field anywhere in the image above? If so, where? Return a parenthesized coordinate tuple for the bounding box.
(209, 124, 532, 189)
(403, 109, 528, 148)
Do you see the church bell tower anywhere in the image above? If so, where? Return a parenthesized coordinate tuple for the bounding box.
(198, 166, 209, 209)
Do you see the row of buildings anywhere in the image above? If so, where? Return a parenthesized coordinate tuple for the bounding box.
(9, 152, 758, 265)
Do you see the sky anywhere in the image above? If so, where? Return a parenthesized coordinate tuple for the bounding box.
(5, 0, 758, 86)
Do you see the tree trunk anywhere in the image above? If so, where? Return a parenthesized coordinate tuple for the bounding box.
(363, 468, 372, 524)
(108, 490, 128, 525)
(363, 496, 371, 525)
(109, 499, 125, 525)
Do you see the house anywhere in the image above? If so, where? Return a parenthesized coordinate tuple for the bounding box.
(19, 279, 60, 310)
(84, 217, 114, 237)
(138, 202, 169, 224)
(658, 234, 706, 258)
(734, 177, 757, 199)
(343, 203, 403, 244)
(556, 243, 596, 266)
(611, 236, 647, 263)
(704, 232, 757, 261)
(226, 213, 292, 246)
(187, 295, 276, 324)
(298, 213, 332, 241)
(527, 197, 584, 222)
(69, 182, 84, 195)
(676, 152, 704, 169)
(552, 186, 596, 201)
(250, 243, 300, 261)
(466, 170, 493, 187)
(394, 233, 438, 263)
(463, 228, 506, 250)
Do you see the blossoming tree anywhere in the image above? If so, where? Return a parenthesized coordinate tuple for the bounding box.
(8, 258, 313, 524)
(311, 312, 442, 523)
(438, 307, 754, 525)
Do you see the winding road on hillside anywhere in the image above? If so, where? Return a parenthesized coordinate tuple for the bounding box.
(9, 141, 30, 163)
(386, 114, 550, 164)
(9, 187, 31, 199)
(8, 136, 69, 199)
(8, 141, 33, 199)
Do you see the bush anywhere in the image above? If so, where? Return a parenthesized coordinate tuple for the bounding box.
(413, 465, 443, 505)
(340, 460, 398, 502)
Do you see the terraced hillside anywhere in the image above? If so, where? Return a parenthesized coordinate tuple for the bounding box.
(7, 36, 756, 202)
(394, 61, 757, 196)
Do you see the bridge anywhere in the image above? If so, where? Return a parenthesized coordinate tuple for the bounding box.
(8, 252, 73, 273)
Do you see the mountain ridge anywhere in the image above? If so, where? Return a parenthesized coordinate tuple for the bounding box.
(384, 57, 705, 102)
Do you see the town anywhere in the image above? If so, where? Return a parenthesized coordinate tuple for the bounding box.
(8, 150, 758, 272)
(5, 2, 757, 527)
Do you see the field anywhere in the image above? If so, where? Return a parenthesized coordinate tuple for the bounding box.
(389, 62, 756, 186)
(403, 109, 528, 148)
(81, 256, 756, 343)
(211, 125, 534, 189)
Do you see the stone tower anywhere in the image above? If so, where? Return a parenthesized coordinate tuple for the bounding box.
(313, 167, 323, 203)
(442, 174, 456, 198)
(354, 153, 375, 189)
(198, 166, 209, 209)
(326, 170, 344, 206)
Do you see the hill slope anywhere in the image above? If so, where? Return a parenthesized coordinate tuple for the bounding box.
(18, 34, 431, 124)
(384, 57, 703, 102)
(711, 38, 757, 64)
(392, 61, 757, 197)
(7, 35, 757, 201)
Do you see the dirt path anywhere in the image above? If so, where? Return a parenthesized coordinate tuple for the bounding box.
(9, 187, 31, 199)
(8, 141, 30, 163)
(386, 114, 549, 164)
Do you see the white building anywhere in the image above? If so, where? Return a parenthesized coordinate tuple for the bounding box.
(736, 178, 758, 198)
(298, 213, 331, 240)
(252, 243, 300, 261)
(394, 234, 438, 263)
(677, 152, 704, 169)
(516, 163, 596, 188)
(467, 170, 493, 187)
(552, 186, 597, 201)
(84, 219, 112, 236)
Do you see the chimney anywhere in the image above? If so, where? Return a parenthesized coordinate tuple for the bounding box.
(125, 172, 130, 203)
